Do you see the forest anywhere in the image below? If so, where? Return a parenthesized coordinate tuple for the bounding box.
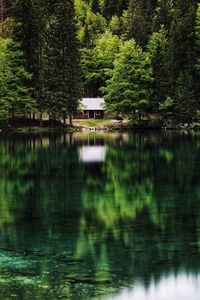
(1, 0, 200, 127)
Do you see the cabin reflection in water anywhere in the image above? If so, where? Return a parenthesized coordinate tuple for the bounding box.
(75, 134, 107, 163)
(79, 146, 107, 163)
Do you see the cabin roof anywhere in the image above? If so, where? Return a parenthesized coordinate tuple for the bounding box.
(81, 98, 105, 111)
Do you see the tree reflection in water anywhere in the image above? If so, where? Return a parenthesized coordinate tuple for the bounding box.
(0, 132, 199, 299)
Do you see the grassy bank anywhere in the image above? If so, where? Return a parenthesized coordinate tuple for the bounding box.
(1, 118, 199, 133)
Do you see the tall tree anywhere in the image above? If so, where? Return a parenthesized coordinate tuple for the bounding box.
(0, 0, 15, 37)
(148, 26, 171, 115)
(102, 0, 128, 19)
(170, 0, 199, 121)
(123, 0, 157, 48)
(0, 38, 33, 122)
(153, 0, 174, 32)
(44, 0, 82, 126)
(81, 31, 122, 97)
(103, 39, 153, 119)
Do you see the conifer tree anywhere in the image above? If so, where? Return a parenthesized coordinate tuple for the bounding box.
(170, 0, 198, 121)
(123, 0, 157, 48)
(0, 38, 33, 121)
(153, 0, 174, 32)
(103, 39, 153, 118)
(148, 26, 170, 115)
(44, 0, 82, 126)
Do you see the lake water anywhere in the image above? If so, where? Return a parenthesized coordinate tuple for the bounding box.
(0, 131, 200, 299)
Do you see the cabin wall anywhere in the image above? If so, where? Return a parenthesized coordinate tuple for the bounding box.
(78, 110, 104, 119)
(95, 111, 104, 119)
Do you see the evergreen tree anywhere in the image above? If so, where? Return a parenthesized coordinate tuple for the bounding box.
(0, 0, 15, 37)
(44, 0, 82, 126)
(153, 0, 174, 32)
(170, 0, 198, 121)
(0, 38, 33, 121)
(81, 31, 122, 97)
(148, 26, 171, 115)
(174, 71, 196, 123)
(103, 39, 153, 118)
(90, 0, 100, 13)
(123, 0, 157, 48)
(102, 0, 127, 19)
(75, 0, 106, 47)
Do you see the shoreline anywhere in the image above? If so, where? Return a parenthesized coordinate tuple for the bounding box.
(0, 118, 198, 134)
(0, 124, 197, 134)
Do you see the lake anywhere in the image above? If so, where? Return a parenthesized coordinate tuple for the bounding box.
(0, 131, 200, 299)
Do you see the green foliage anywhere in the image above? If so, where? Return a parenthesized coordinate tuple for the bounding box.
(103, 39, 153, 117)
(0, 38, 33, 121)
(122, 0, 157, 48)
(75, 0, 107, 47)
(148, 26, 171, 113)
(153, 0, 174, 32)
(109, 15, 122, 36)
(41, 0, 82, 123)
(1, 0, 200, 125)
(0, 99, 10, 122)
(81, 31, 122, 96)
(174, 71, 196, 122)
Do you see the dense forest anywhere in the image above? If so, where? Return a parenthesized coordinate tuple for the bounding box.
(1, 0, 200, 126)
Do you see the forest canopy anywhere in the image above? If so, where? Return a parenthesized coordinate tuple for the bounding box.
(0, 0, 200, 125)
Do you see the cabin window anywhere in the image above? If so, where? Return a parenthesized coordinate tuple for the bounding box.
(96, 111, 101, 115)
(83, 110, 88, 115)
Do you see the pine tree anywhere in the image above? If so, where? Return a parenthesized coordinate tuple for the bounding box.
(103, 39, 153, 118)
(123, 0, 157, 48)
(91, 0, 100, 13)
(44, 0, 82, 126)
(102, 0, 127, 19)
(81, 31, 122, 97)
(0, 0, 15, 37)
(170, 0, 199, 121)
(153, 0, 174, 32)
(0, 38, 33, 121)
(148, 26, 171, 115)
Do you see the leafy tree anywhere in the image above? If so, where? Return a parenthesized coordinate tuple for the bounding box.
(103, 39, 153, 118)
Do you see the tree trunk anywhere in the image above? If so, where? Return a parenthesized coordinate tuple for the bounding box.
(40, 113, 43, 127)
(69, 132, 73, 147)
(1, 0, 4, 38)
(138, 111, 142, 121)
(63, 116, 66, 126)
(69, 113, 73, 127)
(9, 111, 13, 129)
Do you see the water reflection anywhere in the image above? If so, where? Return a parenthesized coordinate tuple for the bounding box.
(79, 146, 107, 163)
(107, 273, 200, 300)
(0, 132, 199, 298)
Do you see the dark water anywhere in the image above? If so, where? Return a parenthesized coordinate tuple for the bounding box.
(0, 131, 200, 299)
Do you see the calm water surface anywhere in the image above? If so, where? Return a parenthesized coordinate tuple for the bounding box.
(0, 131, 200, 299)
